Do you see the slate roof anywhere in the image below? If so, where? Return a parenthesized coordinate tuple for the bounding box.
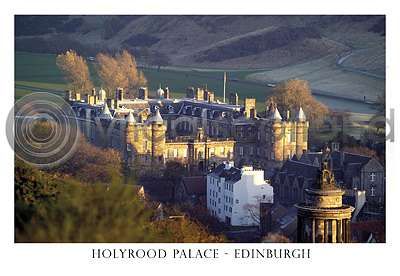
(149, 98, 243, 120)
(210, 163, 242, 183)
(295, 150, 375, 187)
(181, 176, 206, 196)
(280, 159, 319, 180)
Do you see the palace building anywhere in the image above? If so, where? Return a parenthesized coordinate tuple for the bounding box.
(66, 85, 309, 173)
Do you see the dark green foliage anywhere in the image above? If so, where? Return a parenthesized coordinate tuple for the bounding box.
(15, 159, 59, 206)
(53, 136, 122, 184)
(15, 159, 60, 235)
(163, 161, 187, 181)
(15, 138, 224, 242)
(14, 158, 168, 242)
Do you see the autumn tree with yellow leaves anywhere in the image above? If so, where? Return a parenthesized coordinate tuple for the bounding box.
(267, 79, 329, 127)
(56, 50, 93, 95)
(96, 50, 147, 98)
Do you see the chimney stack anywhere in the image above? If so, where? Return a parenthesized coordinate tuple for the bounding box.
(115, 87, 124, 101)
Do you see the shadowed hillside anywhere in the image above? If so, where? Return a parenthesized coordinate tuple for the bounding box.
(15, 15, 385, 70)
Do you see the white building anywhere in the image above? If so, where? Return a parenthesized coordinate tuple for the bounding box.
(206, 162, 273, 226)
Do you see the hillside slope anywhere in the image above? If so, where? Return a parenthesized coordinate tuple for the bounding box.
(15, 15, 384, 71)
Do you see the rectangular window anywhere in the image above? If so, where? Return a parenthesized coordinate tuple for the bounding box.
(291, 128, 296, 142)
(209, 147, 215, 157)
(239, 146, 244, 156)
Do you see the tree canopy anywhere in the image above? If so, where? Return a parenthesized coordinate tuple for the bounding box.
(96, 50, 147, 98)
(15, 133, 223, 242)
(56, 50, 93, 95)
(267, 79, 329, 126)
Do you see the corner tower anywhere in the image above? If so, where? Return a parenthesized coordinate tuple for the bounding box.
(271, 106, 283, 162)
(295, 106, 309, 157)
(149, 108, 166, 164)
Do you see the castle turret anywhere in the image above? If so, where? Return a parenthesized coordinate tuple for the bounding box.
(126, 111, 136, 124)
(148, 108, 166, 164)
(100, 102, 112, 120)
(125, 111, 136, 164)
(295, 106, 308, 158)
(271, 107, 283, 162)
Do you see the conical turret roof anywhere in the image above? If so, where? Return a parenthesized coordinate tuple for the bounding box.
(126, 111, 136, 123)
(147, 108, 164, 124)
(297, 106, 307, 122)
(271, 107, 282, 121)
(100, 102, 112, 119)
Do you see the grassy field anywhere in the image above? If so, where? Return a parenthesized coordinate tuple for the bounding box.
(15, 51, 379, 139)
(247, 53, 385, 103)
(15, 52, 272, 111)
(15, 51, 379, 115)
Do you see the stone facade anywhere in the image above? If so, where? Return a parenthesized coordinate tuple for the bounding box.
(234, 104, 309, 171)
(66, 86, 309, 174)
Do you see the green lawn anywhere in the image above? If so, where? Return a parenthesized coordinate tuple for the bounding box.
(15, 51, 272, 110)
(15, 51, 378, 140)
